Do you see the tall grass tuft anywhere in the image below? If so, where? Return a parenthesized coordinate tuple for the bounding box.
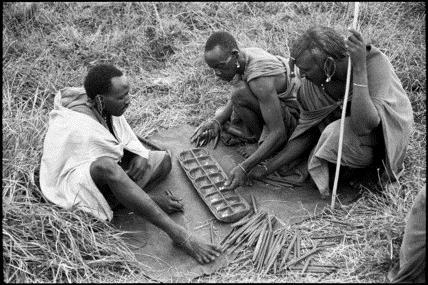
(3, 2, 425, 282)
(3, 202, 145, 283)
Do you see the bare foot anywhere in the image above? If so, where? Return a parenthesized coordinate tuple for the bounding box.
(150, 190, 184, 214)
(349, 180, 361, 191)
(175, 234, 222, 264)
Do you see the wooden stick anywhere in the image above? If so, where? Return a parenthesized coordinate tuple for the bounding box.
(255, 224, 272, 271)
(259, 177, 294, 188)
(210, 221, 215, 244)
(279, 231, 298, 269)
(300, 242, 337, 249)
(255, 218, 272, 268)
(274, 259, 278, 274)
(230, 212, 253, 228)
(233, 258, 252, 272)
(307, 264, 339, 269)
(285, 246, 321, 269)
(311, 234, 344, 240)
(228, 239, 247, 254)
(329, 219, 354, 227)
(294, 235, 298, 259)
(264, 232, 284, 264)
(296, 230, 301, 258)
(231, 252, 252, 264)
(260, 218, 275, 269)
(234, 214, 266, 245)
(227, 212, 265, 245)
(251, 194, 257, 213)
(290, 266, 333, 274)
(331, 2, 360, 209)
(263, 231, 288, 274)
(219, 228, 234, 245)
(252, 223, 267, 262)
(301, 256, 313, 274)
(246, 219, 266, 246)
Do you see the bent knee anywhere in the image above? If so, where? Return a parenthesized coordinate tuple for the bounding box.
(159, 152, 172, 175)
(90, 157, 123, 185)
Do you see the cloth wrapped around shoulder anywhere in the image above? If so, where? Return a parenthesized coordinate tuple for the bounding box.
(287, 45, 414, 181)
(39, 87, 149, 221)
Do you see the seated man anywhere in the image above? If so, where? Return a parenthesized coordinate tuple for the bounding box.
(39, 64, 221, 264)
(248, 26, 414, 198)
(191, 31, 300, 190)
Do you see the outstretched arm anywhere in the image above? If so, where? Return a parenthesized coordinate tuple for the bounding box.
(249, 126, 320, 179)
(242, 77, 287, 169)
(223, 76, 287, 190)
(266, 127, 319, 173)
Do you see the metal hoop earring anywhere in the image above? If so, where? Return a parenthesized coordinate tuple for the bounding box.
(324, 58, 336, 83)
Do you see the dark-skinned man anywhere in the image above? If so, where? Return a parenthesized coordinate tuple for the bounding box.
(191, 31, 300, 191)
(248, 26, 413, 199)
(40, 64, 222, 264)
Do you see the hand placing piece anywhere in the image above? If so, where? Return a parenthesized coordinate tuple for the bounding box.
(165, 189, 184, 213)
(190, 119, 221, 148)
(221, 165, 250, 191)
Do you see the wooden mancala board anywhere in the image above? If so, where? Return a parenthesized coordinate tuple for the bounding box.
(177, 148, 250, 223)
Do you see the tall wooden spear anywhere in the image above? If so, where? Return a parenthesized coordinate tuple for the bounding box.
(331, 2, 360, 209)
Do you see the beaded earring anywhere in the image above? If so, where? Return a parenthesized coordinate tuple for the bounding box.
(324, 57, 336, 83)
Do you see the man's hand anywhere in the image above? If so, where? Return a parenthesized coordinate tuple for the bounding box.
(125, 155, 149, 181)
(248, 164, 269, 181)
(190, 119, 221, 148)
(345, 28, 367, 69)
(221, 165, 250, 191)
(165, 190, 184, 213)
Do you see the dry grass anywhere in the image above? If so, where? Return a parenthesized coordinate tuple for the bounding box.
(2, 2, 425, 283)
(3, 201, 149, 283)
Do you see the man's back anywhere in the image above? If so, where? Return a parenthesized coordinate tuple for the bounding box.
(241, 47, 296, 98)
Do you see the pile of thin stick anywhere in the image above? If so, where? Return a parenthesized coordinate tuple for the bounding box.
(220, 209, 340, 276)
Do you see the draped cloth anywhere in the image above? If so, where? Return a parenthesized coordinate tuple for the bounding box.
(39, 87, 151, 221)
(277, 45, 413, 192)
(388, 188, 426, 283)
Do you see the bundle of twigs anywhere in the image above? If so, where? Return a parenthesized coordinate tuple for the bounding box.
(220, 207, 340, 276)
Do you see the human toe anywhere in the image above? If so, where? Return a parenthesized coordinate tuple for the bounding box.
(200, 254, 210, 264)
(209, 245, 222, 254)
